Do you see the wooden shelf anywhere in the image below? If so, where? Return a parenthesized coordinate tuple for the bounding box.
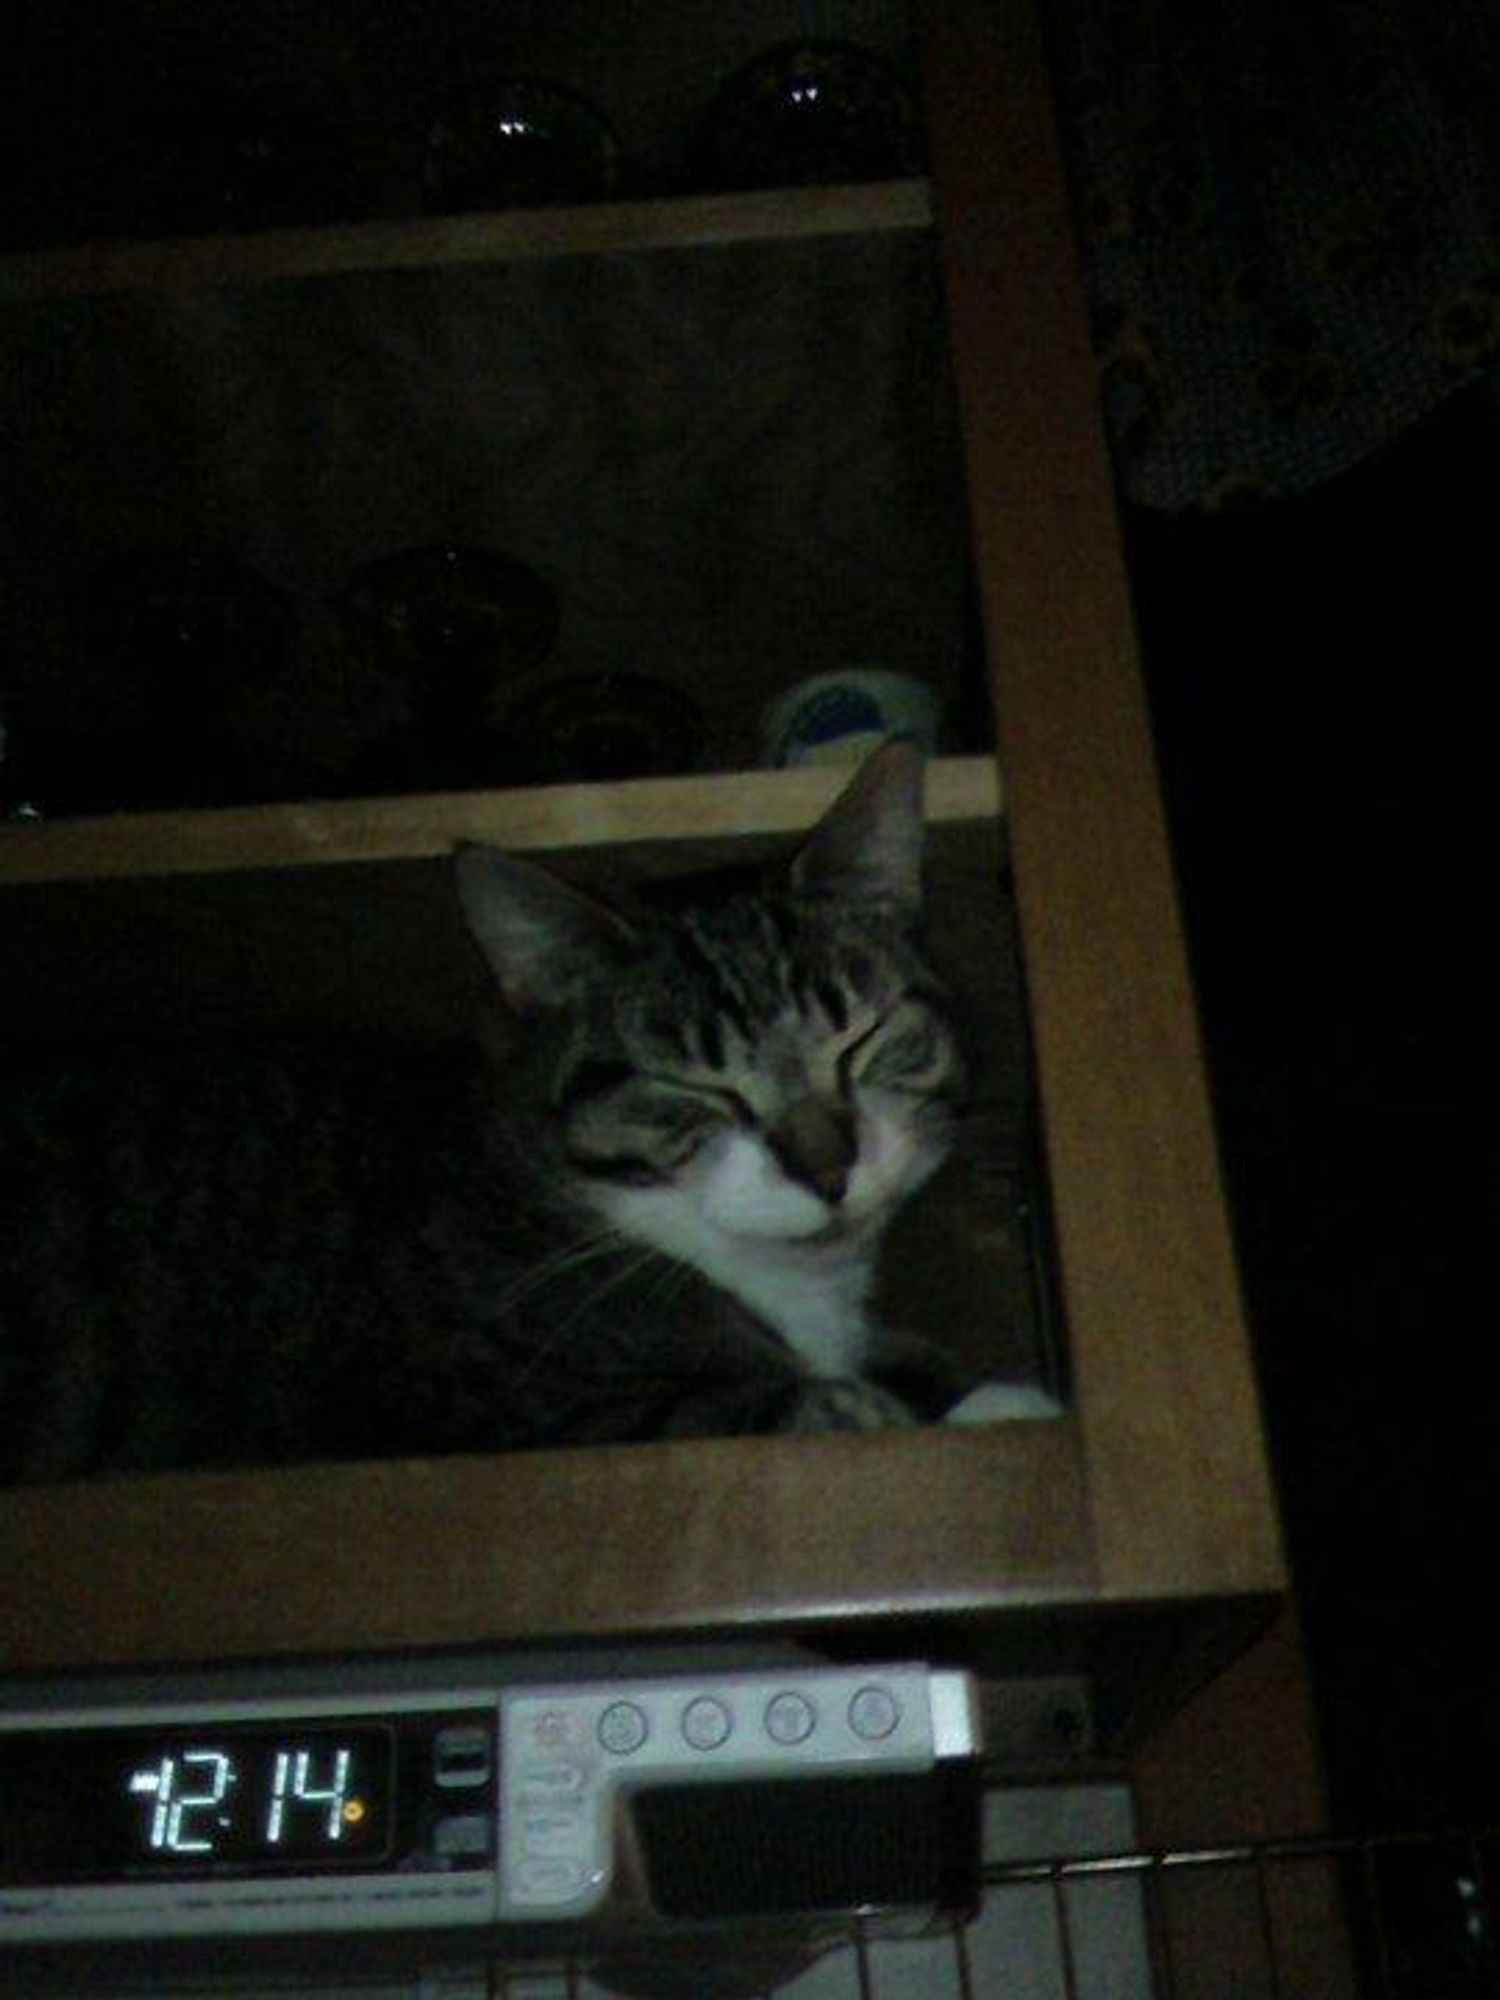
(0, 1422, 1094, 1675)
(0, 755, 1001, 885)
(0, 0, 1286, 1757)
(0, 180, 933, 304)
(0, 1410, 1278, 1745)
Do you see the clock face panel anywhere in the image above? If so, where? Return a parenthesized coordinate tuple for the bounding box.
(0, 1716, 447, 1887)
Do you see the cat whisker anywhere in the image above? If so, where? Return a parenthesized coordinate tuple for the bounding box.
(483, 1227, 633, 1318)
(500, 1241, 673, 1398)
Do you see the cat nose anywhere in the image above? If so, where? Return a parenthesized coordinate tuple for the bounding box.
(768, 1099, 856, 1206)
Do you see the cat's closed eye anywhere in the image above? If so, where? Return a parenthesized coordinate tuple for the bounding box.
(562, 1070, 741, 1182)
(556, 1061, 639, 1112)
(839, 1002, 958, 1096)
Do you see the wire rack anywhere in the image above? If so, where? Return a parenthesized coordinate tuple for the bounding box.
(39, 1809, 1500, 1997)
(974, 1828, 1500, 2000)
(479, 1826, 1499, 2000)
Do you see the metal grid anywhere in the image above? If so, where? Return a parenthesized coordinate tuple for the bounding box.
(46, 1804, 1500, 1997)
(978, 1828, 1500, 2000)
(480, 1827, 1498, 2000)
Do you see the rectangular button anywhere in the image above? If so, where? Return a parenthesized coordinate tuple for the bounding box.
(435, 1726, 492, 1788)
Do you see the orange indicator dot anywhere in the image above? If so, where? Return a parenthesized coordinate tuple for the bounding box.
(342, 1798, 367, 1825)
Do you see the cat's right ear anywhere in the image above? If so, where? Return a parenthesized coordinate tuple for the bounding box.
(454, 846, 638, 1015)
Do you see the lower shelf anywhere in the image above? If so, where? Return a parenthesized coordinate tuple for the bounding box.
(0, 1418, 1277, 1753)
(0, 1419, 1087, 1668)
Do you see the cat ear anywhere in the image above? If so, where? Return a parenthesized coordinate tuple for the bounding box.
(455, 846, 638, 1014)
(788, 740, 926, 919)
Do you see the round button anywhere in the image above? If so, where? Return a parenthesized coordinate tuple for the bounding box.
(597, 1701, 649, 1755)
(848, 1685, 901, 1740)
(681, 1696, 733, 1751)
(764, 1691, 817, 1746)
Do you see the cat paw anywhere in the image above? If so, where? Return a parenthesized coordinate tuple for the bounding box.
(866, 1326, 981, 1419)
(785, 1379, 918, 1433)
(943, 1382, 1063, 1424)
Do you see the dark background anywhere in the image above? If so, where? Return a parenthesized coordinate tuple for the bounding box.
(1125, 381, 1494, 1833)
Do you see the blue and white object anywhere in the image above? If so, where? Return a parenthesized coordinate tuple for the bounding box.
(761, 671, 940, 767)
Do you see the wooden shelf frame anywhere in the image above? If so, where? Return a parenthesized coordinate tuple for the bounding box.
(0, 756, 1000, 886)
(0, 1424, 1093, 1671)
(0, 180, 933, 304)
(0, 0, 1285, 1741)
(915, 0, 1283, 1608)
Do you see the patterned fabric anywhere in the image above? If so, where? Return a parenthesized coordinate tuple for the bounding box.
(1051, 0, 1500, 508)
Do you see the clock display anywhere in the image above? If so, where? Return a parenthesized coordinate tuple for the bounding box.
(0, 1724, 394, 1885)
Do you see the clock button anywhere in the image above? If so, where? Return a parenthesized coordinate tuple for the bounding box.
(597, 1701, 649, 1755)
(434, 1726, 491, 1787)
(764, 1692, 817, 1745)
(681, 1697, 733, 1751)
(848, 1686, 901, 1740)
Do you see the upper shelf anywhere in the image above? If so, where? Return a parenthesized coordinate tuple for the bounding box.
(0, 181, 934, 304)
(0, 754, 1002, 885)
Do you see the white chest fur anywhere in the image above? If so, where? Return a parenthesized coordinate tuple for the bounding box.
(594, 1166, 879, 1381)
(697, 1236, 878, 1380)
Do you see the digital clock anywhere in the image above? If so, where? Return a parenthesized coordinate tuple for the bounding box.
(0, 1722, 394, 1884)
(0, 1659, 981, 1981)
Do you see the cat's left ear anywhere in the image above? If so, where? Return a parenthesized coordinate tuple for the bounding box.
(788, 740, 925, 921)
(455, 846, 639, 1015)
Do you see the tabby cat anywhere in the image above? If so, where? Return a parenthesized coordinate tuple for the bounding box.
(0, 744, 990, 1484)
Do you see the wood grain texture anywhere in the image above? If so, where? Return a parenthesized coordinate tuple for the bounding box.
(0, 1421, 1092, 1673)
(918, 0, 1284, 1598)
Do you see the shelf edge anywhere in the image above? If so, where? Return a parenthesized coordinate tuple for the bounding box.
(0, 756, 1002, 885)
(0, 1418, 1090, 1673)
(0, 181, 934, 303)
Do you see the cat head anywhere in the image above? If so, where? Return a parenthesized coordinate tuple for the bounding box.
(455, 743, 963, 1258)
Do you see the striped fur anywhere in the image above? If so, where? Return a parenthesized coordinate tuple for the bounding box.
(0, 750, 967, 1480)
(457, 746, 962, 1387)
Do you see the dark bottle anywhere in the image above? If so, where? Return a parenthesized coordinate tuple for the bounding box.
(702, 42, 921, 192)
(422, 77, 621, 214)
